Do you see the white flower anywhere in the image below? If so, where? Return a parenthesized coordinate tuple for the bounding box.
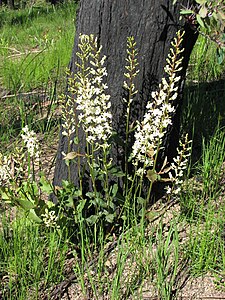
(136, 167, 146, 177)
(0, 154, 11, 186)
(165, 185, 172, 194)
(21, 126, 39, 158)
(41, 208, 60, 229)
(166, 134, 192, 197)
(75, 34, 113, 147)
(130, 31, 184, 168)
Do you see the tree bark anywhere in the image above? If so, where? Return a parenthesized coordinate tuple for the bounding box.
(7, 0, 14, 9)
(53, 0, 198, 197)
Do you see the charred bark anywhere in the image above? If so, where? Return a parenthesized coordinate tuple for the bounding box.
(53, 0, 198, 199)
(7, 0, 14, 9)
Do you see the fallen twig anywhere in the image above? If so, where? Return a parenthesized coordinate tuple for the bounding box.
(1, 91, 45, 100)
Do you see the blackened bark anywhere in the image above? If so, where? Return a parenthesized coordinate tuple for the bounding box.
(7, 0, 14, 9)
(53, 0, 198, 196)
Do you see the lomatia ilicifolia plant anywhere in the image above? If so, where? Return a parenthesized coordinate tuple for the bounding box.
(0, 31, 192, 236)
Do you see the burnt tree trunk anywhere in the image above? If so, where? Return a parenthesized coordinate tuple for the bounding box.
(7, 0, 14, 9)
(53, 0, 198, 197)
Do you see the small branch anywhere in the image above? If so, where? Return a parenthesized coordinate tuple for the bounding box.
(0, 46, 22, 54)
(1, 91, 45, 100)
(6, 49, 43, 59)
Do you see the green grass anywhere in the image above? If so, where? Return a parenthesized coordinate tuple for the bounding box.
(0, 1, 76, 92)
(0, 1, 77, 149)
(180, 128, 225, 276)
(0, 212, 69, 299)
(187, 34, 225, 83)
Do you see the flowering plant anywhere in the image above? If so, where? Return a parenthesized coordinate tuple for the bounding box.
(0, 31, 192, 234)
(56, 31, 192, 230)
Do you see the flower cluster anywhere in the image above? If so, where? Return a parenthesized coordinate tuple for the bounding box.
(75, 34, 113, 147)
(166, 134, 192, 196)
(41, 208, 60, 229)
(130, 31, 184, 171)
(21, 125, 40, 158)
(123, 36, 139, 107)
(0, 153, 11, 186)
(61, 92, 77, 143)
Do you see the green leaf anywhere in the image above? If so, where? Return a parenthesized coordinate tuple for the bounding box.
(212, 11, 218, 21)
(199, 6, 208, 19)
(77, 199, 87, 212)
(137, 197, 146, 205)
(73, 188, 82, 197)
(108, 201, 115, 210)
(196, 14, 205, 28)
(1, 191, 10, 200)
(66, 195, 74, 208)
(195, 0, 207, 4)
(62, 180, 70, 187)
(145, 210, 158, 222)
(28, 209, 42, 223)
(108, 166, 125, 177)
(46, 200, 55, 209)
(146, 169, 160, 183)
(110, 184, 118, 198)
(217, 47, 225, 65)
(180, 9, 194, 15)
(74, 136, 79, 144)
(95, 197, 107, 208)
(40, 175, 53, 194)
(63, 151, 85, 160)
(105, 213, 114, 223)
(86, 214, 98, 225)
(17, 198, 35, 210)
(20, 181, 38, 200)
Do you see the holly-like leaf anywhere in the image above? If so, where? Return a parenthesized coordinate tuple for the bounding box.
(137, 197, 145, 205)
(40, 175, 53, 194)
(86, 214, 98, 225)
(63, 152, 85, 160)
(17, 198, 35, 210)
(199, 6, 208, 19)
(1, 191, 10, 201)
(110, 184, 118, 198)
(28, 209, 42, 223)
(105, 213, 114, 223)
(146, 147, 154, 158)
(180, 9, 194, 15)
(195, 0, 207, 4)
(108, 166, 125, 177)
(217, 47, 225, 65)
(196, 14, 205, 28)
(146, 169, 160, 183)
